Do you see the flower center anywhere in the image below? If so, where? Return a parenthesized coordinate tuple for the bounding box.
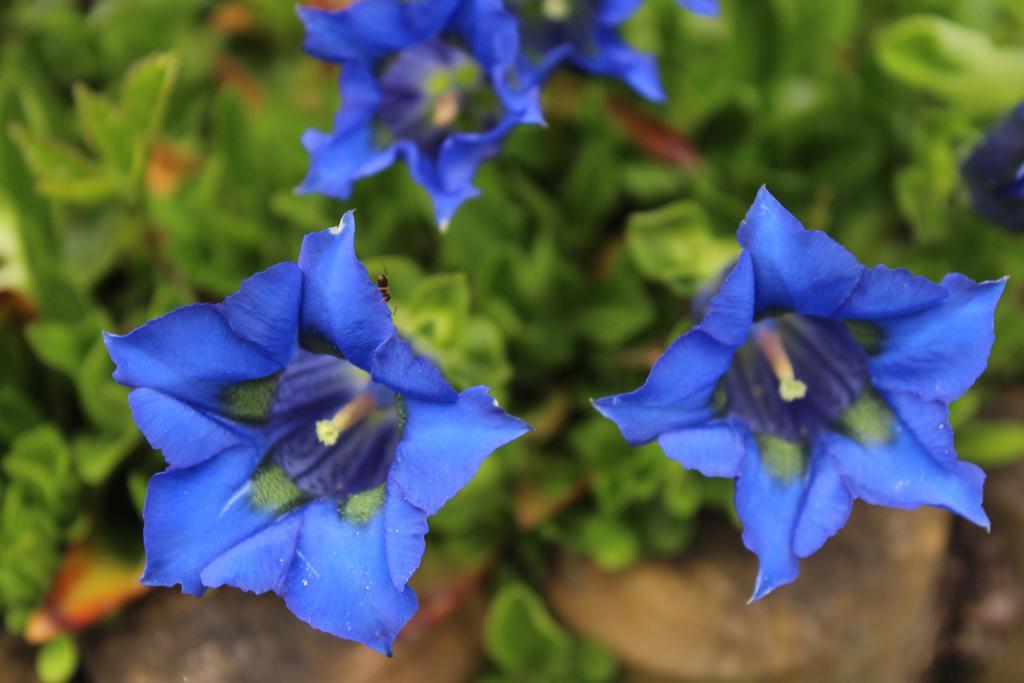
(722, 315, 870, 445)
(258, 351, 401, 505)
(377, 41, 500, 152)
(509, 0, 597, 58)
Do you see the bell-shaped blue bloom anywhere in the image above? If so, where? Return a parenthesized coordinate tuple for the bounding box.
(297, 0, 543, 227)
(595, 187, 1006, 601)
(104, 212, 529, 653)
(508, 0, 664, 101)
(962, 102, 1024, 233)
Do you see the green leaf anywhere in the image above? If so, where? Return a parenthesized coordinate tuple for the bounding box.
(25, 318, 96, 378)
(573, 250, 655, 349)
(75, 336, 132, 435)
(72, 425, 141, 486)
(574, 638, 617, 683)
(36, 635, 79, 683)
(958, 420, 1024, 468)
(580, 514, 641, 571)
(119, 52, 180, 187)
(625, 200, 740, 296)
(484, 583, 574, 676)
(396, 271, 513, 394)
(874, 15, 1024, 117)
(73, 82, 133, 176)
(8, 124, 120, 203)
(2, 426, 78, 516)
(0, 426, 79, 616)
(0, 385, 42, 444)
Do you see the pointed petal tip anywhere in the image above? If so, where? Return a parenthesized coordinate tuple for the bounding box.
(747, 568, 793, 604)
(967, 505, 991, 532)
(331, 210, 357, 235)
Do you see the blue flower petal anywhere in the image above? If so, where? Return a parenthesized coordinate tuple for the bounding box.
(297, 212, 397, 370)
(593, 252, 754, 444)
(298, 66, 398, 201)
(598, 0, 644, 24)
(200, 511, 304, 595)
(103, 307, 281, 415)
(828, 423, 989, 530)
(201, 493, 421, 653)
(791, 445, 853, 558)
(221, 263, 302, 367)
(678, 0, 720, 15)
(869, 274, 1006, 402)
(401, 104, 542, 225)
(371, 337, 457, 402)
(280, 501, 418, 655)
(127, 388, 250, 469)
(657, 418, 749, 478)
(573, 30, 665, 102)
(735, 441, 803, 602)
(737, 187, 864, 317)
(835, 265, 948, 320)
(961, 102, 1024, 232)
(448, 0, 518, 74)
(883, 389, 956, 469)
(140, 447, 270, 595)
(390, 386, 529, 515)
(297, 1, 457, 64)
(383, 477, 429, 590)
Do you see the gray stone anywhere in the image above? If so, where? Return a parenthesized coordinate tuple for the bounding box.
(548, 505, 950, 683)
(80, 587, 485, 683)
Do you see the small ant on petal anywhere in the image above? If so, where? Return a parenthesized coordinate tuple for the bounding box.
(376, 273, 391, 303)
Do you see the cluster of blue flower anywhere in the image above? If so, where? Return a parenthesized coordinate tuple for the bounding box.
(962, 103, 1024, 233)
(104, 0, 1012, 657)
(297, 0, 718, 227)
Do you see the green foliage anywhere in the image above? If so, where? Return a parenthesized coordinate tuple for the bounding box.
(625, 200, 739, 295)
(36, 634, 79, 683)
(874, 15, 1024, 117)
(483, 582, 616, 683)
(0, 1, 1022, 678)
(0, 427, 79, 623)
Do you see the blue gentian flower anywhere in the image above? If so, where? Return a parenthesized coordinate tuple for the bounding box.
(962, 102, 1024, 233)
(104, 212, 530, 653)
(507, 0, 665, 102)
(595, 187, 1006, 600)
(297, 0, 543, 227)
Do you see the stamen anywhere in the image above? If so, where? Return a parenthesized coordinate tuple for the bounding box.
(542, 0, 571, 21)
(432, 90, 461, 128)
(315, 392, 379, 446)
(754, 327, 807, 403)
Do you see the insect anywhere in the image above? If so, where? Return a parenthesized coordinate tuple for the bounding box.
(376, 273, 391, 303)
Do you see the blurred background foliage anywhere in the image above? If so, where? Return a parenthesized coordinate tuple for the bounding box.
(0, 0, 1023, 681)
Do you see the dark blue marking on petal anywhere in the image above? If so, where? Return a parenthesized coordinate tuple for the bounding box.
(722, 314, 869, 444)
(256, 351, 402, 505)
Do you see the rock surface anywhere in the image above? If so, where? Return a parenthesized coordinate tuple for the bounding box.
(79, 587, 485, 683)
(939, 460, 1024, 682)
(0, 633, 38, 683)
(549, 505, 951, 683)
